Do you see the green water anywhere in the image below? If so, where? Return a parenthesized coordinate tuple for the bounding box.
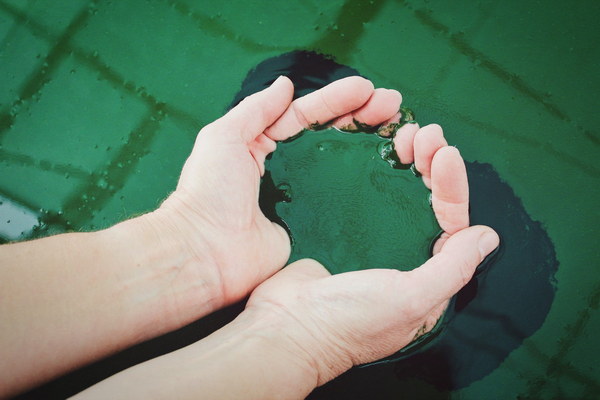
(1, 0, 599, 398)
(265, 128, 438, 275)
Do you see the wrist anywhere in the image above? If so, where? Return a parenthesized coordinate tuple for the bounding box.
(75, 302, 320, 399)
(99, 210, 225, 339)
(244, 301, 353, 388)
(187, 307, 321, 399)
(236, 308, 321, 393)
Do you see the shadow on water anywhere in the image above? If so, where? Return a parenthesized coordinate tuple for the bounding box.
(245, 52, 558, 397)
(17, 51, 559, 399)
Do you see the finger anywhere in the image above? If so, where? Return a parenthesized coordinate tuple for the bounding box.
(431, 146, 469, 235)
(248, 133, 277, 176)
(414, 124, 448, 188)
(333, 88, 402, 131)
(431, 232, 449, 255)
(393, 122, 420, 164)
(403, 226, 499, 313)
(264, 76, 375, 141)
(382, 111, 401, 125)
(209, 75, 294, 143)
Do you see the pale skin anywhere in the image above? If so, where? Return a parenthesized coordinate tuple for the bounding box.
(0, 76, 498, 398)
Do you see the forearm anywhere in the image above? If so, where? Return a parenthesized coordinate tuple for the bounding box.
(0, 211, 224, 397)
(73, 309, 318, 400)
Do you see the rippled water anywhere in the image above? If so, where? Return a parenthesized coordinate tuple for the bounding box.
(263, 127, 437, 274)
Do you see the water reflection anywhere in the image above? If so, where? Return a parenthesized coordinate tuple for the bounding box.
(0, 193, 40, 241)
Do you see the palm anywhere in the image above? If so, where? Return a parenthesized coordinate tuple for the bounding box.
(166, 76, 405, 304)
(245, 121, 490, 378)
(246, 103, 475, 368)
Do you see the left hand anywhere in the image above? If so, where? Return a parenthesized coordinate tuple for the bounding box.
(153, 76, 403, 305)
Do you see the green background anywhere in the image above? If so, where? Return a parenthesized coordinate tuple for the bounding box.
(1, 0, 599, 398)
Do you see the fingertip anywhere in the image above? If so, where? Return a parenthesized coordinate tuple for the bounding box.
(414, 124, 448, 184)
(271, 75, 294, 94)
(347, 75, 375, 93)
(393, 122, 419, 164)
(431, 145, 468, 193)
(477, 227, 500, 258)
(334, 76, 375, 106)
(433, 145, 461, 160)
(388, 89, 402, 107)
(425, 123, 443, 132)
(352, 88, 403, 126)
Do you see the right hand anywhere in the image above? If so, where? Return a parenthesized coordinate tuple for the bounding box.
(245, 225, 499, 386)
(243, 132, 499, 385)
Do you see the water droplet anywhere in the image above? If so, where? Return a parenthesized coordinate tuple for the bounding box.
(97, 178, 108, 189)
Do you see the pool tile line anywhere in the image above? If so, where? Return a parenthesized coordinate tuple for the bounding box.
(447, 307, 600, 396)
(0, 0, 96, 140)
(399, 1, 599, 148)
(309, 0, 388, 62)
(0, 147, 94, 180)
(0, 0, 207, 228)
(0, 0, 35, 52)
(0, 0, 204, 141)
(358, 58, 600, 178)
(424, 2, 497, 98)
(164, 0, 293, 53)
(451, 110, 600, 178)
(60, 112, 165, 227)
(520, 281, 600, 397)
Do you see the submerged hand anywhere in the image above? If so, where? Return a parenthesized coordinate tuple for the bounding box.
(155, 76, 403, 305)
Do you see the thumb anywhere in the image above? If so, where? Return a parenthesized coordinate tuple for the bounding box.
(405, 225, 499, 311)
(260, 258, 331, 287)
(247, 258, 330, 307)
(209, 75, 294, 143)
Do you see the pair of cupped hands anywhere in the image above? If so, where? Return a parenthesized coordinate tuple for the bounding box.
(156, 76, 499, 384)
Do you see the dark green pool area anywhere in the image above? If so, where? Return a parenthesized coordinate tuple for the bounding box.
(263, 127, 438, 274)
(1, 0, 599, 398)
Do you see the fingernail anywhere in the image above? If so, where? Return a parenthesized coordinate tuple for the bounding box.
(478, 231, 500, 258)
(272, 75, 286, 85)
